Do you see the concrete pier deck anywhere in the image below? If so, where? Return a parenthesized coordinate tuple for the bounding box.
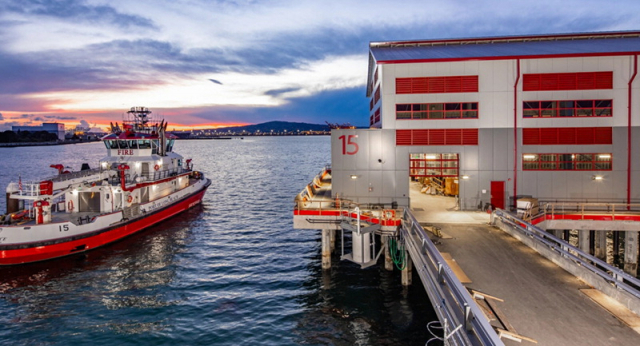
(410, 182, 640, 345)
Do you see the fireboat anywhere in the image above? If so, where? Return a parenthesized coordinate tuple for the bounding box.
(0, 107, 211, 265)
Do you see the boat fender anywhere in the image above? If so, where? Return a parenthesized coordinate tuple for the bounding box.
(127, 195, 133, 203)
(67, 200, 73, 211)
(154, 164, 160, 171)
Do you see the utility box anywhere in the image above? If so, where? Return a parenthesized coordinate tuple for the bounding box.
(444, 178, 459, 196)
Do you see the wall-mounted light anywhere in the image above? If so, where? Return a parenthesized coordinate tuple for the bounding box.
(592, 175, 604, 181)
(461, 175, 470, 180)
(523, 154, 536, 159)
(350, 175, 358, 180)
(425, 154, 437, 159)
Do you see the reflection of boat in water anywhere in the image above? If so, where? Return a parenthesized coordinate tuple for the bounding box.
(0, 107, 211, 265)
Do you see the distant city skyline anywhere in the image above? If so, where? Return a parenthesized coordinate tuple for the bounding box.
(2, 0, 640, 131)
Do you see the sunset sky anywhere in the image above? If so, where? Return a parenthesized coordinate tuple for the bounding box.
(2, 0, 640, 131)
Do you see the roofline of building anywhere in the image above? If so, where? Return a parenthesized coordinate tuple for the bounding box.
(374, 50, 640, 65)
(370, 30, 640, 48)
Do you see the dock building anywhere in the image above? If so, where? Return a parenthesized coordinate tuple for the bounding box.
(12, 123, 65, 141)
(332, 31, 640, 210)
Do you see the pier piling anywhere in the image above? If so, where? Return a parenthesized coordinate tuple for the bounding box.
(579, 230, 590, 253)
(321, 229, 331, 270)
(401, 255, 413, 286)
(329, 229, 335, 252)
(624, 231, 639, 276)
(383, 235, 393, 271)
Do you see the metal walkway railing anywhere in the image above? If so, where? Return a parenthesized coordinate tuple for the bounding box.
(401, 208, 504, 346)
(493, 209, 640, 300)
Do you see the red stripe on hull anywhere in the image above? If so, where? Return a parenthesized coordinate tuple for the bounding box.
(0, 188, 208, 265)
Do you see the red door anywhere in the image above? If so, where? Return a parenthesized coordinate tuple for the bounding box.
(490, 181, 505, 210)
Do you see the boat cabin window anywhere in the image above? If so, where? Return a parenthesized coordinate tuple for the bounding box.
(118, 140, 129, 149)
(138, 140, 151, 149)
(166, 139, 175, 153)
(128, 140, 138, 149)
(151, 139, 159, 155)
(104, 140, 119, 149)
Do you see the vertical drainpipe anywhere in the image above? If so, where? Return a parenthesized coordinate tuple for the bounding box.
(514, 59, 521, 208)
(628, 55, 638, 206)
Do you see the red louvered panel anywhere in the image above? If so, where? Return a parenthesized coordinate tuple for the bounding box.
(427, 77, 445, 93)
(557, 128, 577, 144)
(594, 127, 613, 144)
(522, 74, 541, 91)
(413, 130, 429, 145)
(428, 129, 446, 145)
(576, 73, 595, 90)
(557, 73, 577, 90)
(396, 130, 412, 145)
(412, 78, 429, 93)
(461, 129, 479, 145)
(540, 128, 559, 144)
(396, 78, 412, 94)
(540, 74, 559, 91)
(576, 127, 595, 144)
(444, 77, 462, 93)
(522, 128, 540, 145)
(595, 72, 613, 89)
(460, 76, 479, 92)
(445, 129, 462, 145)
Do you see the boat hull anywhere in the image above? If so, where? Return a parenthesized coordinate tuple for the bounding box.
(0, 180, 210, 265)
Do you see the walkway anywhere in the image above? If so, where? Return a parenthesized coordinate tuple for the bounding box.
(409, 181, 640, 345)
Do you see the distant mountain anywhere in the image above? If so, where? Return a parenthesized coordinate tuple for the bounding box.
(212, 121, 329, 133)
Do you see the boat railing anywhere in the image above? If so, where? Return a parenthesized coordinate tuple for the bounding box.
(48, 168, 103, 183)
(109, 167, 191, 186)
(7, 182, 42, 197)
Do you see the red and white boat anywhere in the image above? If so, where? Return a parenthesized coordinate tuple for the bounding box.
(0, 107, 211, 265)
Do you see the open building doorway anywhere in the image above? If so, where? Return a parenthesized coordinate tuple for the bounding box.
(409, 153, 459, 212)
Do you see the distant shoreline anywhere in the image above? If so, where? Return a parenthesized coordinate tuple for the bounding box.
(0, 139, 101, 148)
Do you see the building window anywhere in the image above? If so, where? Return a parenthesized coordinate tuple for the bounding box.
(396, 103, 478, 119)
(522, 72, 613, 91)
(522, 153, 612, 170)
(410, 153, 459, 177)
(523, 100, 612, 118)
(396, 76, 478, 94)
(522, 127, 612, 145)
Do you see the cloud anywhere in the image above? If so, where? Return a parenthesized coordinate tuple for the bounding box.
(79, 119, 90, 128)
(0, 113, 3, 120)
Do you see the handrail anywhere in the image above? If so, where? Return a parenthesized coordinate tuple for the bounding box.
(401, 208, 504, 346)
(493, 209, 640, 298)
(542, 202, 640, 221)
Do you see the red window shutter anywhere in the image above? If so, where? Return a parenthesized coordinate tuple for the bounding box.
(595, 72, 613, 89)
(396, 78, 412, 94)
(427, 77, 445, 93)
(540, 128, 558, 145)
(523, 74, 541, 91)
(444, 77, 462, 93)
(411, 78, 428, 93)
(557, 73, 577, 90)
(522, 128, 540, 145)
(461, 76, 479, 92)
(429, 129, 446, 145)
(594, 127, 613, 144)
(461, 129, 478, 145)
(576, 128, 595, 144)
(413, 130, 429, 145)
(557, 128, 577, 144)
(445, 129, 462, 145)
(396, 130, 412, 145)
(576, 73, 595, 90)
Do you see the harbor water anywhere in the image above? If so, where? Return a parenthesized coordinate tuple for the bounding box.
(0, 137, 437, 345)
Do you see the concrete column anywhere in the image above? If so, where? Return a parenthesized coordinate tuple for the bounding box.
(321, 229, 331, 270)
(383, 235, 393, 271)
(579, 230, 590, 253)
(401, 254, 413, 286)
(624, 231, 639, 276)
(553, 230, 563, 240)
(329, 229, 335, 253)
(594, 230, 607, 261)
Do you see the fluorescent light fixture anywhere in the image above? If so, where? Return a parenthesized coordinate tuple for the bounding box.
(425, 154, 437, 159)
(461, 175, 470, 180)
(350, 175, 358, 180)
(523, 154, 536, 159)
(593, 175, 603, 181)
(598, 154, 611, 159)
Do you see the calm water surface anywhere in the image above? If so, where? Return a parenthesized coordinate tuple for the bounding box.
(0, 137, 436, 345)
